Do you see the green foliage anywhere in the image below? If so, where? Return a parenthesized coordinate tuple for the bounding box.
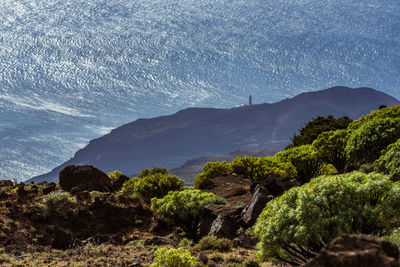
(134, 173, 184, 203)
(194, 161, 232, 188)
(317, 163, 338, 175)
(287, 115, 352, 148)
(178, 238, 193, 248)
(120, 178, 137, 197)
(274, 145, 324, 184)
(196, 236, 233, 252)
(254, 172, 400, 265)
(384, 228, 400, 248)
(345, 118, 400, 164)
(151, 247, 196, 267)
(39, 191, 77, 218)
(347, 105, 400, 131)
(312, 129, 349, 172)
(107, 170, 123, 180)
(230, 156, 297, 181)
(137, 166, 169, 178)
(151, 189, 226, 240)
(375, 138, 400, 181)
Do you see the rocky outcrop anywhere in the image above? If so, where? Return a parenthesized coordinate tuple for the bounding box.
(303, 234, 400, 267)
(202, 205, 245, 239)
(241, 184, 273, 226)
(59, 165, 111, 193)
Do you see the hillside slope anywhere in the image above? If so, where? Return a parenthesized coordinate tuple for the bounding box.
(30, 86, 400, 183)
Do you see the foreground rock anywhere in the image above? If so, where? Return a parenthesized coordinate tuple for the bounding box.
(303, 234, 400, 267)
(241, 184, 273, 226)
(59, 165, 112, 193)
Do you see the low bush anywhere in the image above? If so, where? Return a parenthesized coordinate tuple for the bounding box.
(230, 156, 297, 181)
(151, 247, 196, 267)
(273, 145, 324, 183)
(134, 173, 184, 203)
(151, 189, 226, 241)
(107, 170, 123, 181)
(254, 172, 400, 265)
(120, 178, 136, 197)
(312, 129, 349, 173)
(39, 191, 77, 218)
(346, 118, 400, 164)
(194, 161, 232, 188)
(137, 166, 169, 178)
(375, 138, 400, 181)
(196, 236, 233, 252)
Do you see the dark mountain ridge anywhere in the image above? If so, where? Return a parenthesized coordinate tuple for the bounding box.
(29, 86, 400, 183)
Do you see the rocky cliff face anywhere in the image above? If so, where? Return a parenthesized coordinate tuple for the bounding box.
(30, 86, 400, 183)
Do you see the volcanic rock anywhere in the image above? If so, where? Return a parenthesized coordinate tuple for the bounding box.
(59, 165, 111, 193)
(302, 234, 400, 267)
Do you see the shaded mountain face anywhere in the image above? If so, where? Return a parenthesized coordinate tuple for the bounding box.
(30, 87, 400, 183)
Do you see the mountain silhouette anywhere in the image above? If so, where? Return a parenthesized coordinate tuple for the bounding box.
(29, 86, 400, 183)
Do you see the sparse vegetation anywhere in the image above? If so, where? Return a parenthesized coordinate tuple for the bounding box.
(39, 190, 77, 218)
(151, 247, 196, 267)
(196, 236, 233, 252)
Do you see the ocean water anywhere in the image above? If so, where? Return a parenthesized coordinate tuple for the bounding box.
(0, 0, 399, 181)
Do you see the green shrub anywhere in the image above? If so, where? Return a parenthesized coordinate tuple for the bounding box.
(375, 139, 400, 181)
(39, 191, 77, 218)
(137, 166, 169, 178)
(196, 236, 233, 252)
(151, 247, 196, 267)
(287, 115, 352, 148)
(345, 118, 400, 164)
(318, 163, 338, 176)
(230, 156, 297, 181)
(120, 178, 137, 197)
(107, 170, 123, 181)
(274, 145, 323, 184)
(178, 238, 193, 248)
(254, 172, 400, 265)
(312, 129, 349, 172)
(194, 161, 232, 188)
(384, 228, 400, 248)
(347, 105, 400, 131)
(134, 173, 184, 203)
(151, 189, 226, 241)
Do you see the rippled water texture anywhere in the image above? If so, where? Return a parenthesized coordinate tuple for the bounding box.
(0, 0, 399, 181)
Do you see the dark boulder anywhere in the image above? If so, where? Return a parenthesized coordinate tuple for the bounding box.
(206, 205, 245, 239)
(241, 184, 273, 226)
(111, 174, 130, 192)
(42, 182, 57, 195)
(50, 226, 74, 249)
(59, 165, 111, 193)
(302, 234, 400, 267)
(199, 206, 219, 237)
(250, 176, 298, 197)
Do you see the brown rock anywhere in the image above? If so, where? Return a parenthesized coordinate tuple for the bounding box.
(111, 174, 130, 192)
(207, 205, 245, 239)
(241, 184, 273, 226)
(0, 180, 14, 187)
(302, 234, 400, 267)
(42, 182, 57, 195)
(59, 165, 111, 193)
(50, 226, 74, 249)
